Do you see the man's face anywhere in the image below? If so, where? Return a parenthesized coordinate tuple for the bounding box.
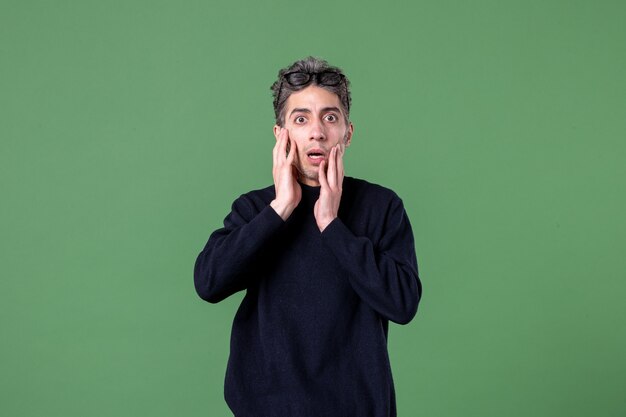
(273, 85, 353, 186)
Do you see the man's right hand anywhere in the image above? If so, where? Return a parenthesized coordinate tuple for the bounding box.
(270, 127, 301, 221)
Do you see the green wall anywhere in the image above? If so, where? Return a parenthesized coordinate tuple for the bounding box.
(2, 1, 624, 416)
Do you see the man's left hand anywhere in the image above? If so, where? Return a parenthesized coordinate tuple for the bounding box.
(314, 143, 345, 232)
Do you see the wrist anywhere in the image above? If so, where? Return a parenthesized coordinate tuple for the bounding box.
(317, 215, 337, 232)
(270, 199, 295, 221)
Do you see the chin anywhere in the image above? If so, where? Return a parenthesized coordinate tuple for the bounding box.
(296, 167, 319, 185)
(302, 172, 319, 183)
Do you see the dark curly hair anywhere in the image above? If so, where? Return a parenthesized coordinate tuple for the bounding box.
(270, 56, 352, 127)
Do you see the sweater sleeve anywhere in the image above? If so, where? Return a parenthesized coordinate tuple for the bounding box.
(194, 195, 284, 303)
(320, 196, 421, 324)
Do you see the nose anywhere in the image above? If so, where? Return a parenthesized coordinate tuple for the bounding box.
(308, 118, 326, 141)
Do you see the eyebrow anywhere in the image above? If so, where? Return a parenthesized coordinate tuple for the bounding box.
(289, 106, 343, 117)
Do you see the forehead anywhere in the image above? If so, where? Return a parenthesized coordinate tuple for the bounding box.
(285, 85, 343, 113)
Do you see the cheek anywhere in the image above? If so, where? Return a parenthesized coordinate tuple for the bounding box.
(286, 131, 306, 149)
(331, 127, 348, 144)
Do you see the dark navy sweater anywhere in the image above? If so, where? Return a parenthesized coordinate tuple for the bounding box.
(194, 176, 421, 417)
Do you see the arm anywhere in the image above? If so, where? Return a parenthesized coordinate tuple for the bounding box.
(320, 198, 421, 325)
(194, 128, 301, 303)
(314, 144, 421, 324)
(193, 198, 284, 303)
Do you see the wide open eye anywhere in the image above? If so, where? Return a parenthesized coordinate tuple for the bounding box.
(324, 114, 337, 122)
(295, 116, 306, 124)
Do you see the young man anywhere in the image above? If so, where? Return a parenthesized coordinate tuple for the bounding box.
(194, 57, 422, 416)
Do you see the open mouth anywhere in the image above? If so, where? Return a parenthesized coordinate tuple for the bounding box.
(306, 148, 327, 161)
(307, 151, 325, 160)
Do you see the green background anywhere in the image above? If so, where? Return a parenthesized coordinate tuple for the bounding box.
(2, 0, 625, 416)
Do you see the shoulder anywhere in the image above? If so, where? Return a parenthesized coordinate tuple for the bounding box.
(229, 184, 275, 217)
(343, 176, 403, 207)
(340, 177, 411, 244)
(239, 183, 275, 201)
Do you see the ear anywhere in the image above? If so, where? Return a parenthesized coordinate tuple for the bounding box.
(273, 125, 281, 141)
(344, 122, 354, 147)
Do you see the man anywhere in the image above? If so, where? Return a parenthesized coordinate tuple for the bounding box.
(194, 57, 422, 416)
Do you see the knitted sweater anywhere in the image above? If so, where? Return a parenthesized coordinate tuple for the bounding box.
(194, 176, 421, 417)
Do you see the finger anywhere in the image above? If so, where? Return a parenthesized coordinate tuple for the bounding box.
(292, 141, 301, 168)
(273, 128, 285, 165)
(327, 146, 337, 188)
(272, 130, 279, 165)
(278, 129, 288, 162)
(285, 129, 291, 157)
(287, 137, 297, 164)
(319, 160, 329, 190)
(337, 143, 344, 182)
